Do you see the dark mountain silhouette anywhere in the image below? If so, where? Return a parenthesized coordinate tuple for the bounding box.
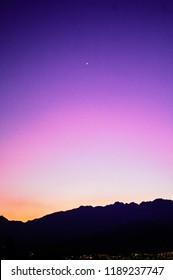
(0, 198, 173, 259)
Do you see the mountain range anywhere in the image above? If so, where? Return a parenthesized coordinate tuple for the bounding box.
(0, 198, 173, 259)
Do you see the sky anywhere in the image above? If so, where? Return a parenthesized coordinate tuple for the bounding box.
(0, 0, 173, 221)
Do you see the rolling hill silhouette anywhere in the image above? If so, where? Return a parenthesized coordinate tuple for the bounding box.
(0, 198, 173, 259)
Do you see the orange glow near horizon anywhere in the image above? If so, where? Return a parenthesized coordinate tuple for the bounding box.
(0, 192, 170, 222)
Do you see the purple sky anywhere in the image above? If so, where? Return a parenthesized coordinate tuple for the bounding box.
(0, 0, 173, 221)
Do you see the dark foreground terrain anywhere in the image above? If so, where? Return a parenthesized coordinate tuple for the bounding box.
(0, 199, 173, 259)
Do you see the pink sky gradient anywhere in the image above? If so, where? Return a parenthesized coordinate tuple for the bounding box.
(1, 101, 173, 221)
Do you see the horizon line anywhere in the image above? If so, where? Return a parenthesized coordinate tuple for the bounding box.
(1, 197, 172, 223)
